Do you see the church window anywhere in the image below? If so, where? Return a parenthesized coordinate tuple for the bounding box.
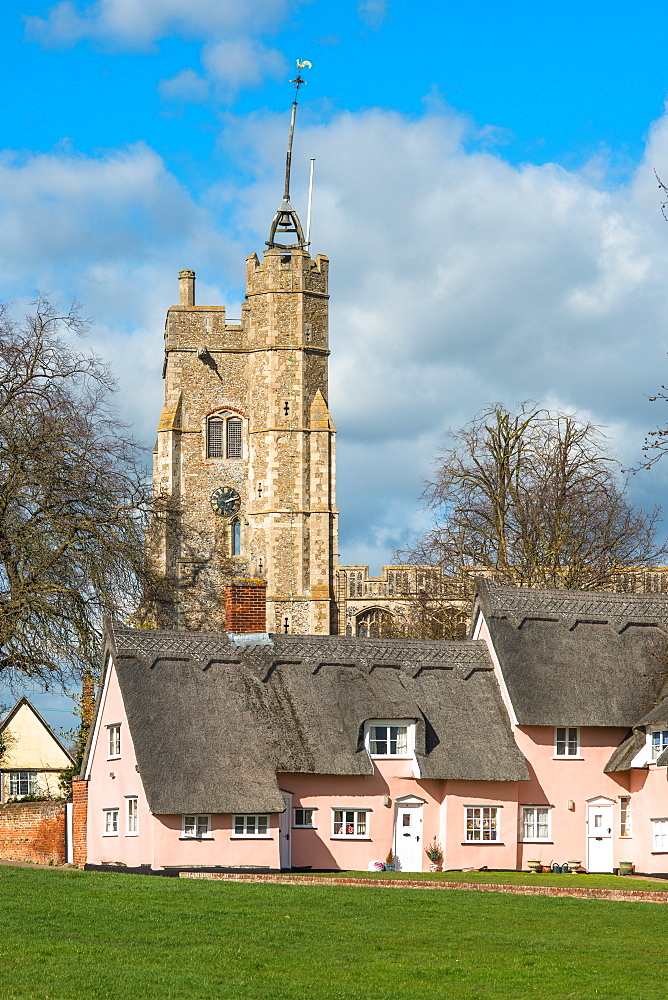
(207, 413, 243, 459)
(356, 607, 394, 638)
(231, 519, 241, 556)
(226, 418, 242, 459)
(349, 573, 355, 598)
(207, 417, 224, 458)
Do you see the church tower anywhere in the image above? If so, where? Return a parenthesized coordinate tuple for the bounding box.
(151, 65, 338, 635)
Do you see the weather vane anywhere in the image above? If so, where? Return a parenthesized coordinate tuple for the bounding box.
(267, 59, 312, 250)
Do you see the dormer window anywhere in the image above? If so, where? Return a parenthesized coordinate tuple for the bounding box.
(207, 414, 243, 459)
(365, 721, 414, 758)
(651, 729, 668, 760)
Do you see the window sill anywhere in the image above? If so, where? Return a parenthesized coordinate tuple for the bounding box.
(370, 756, 413, 761)
(651, 851, 668, 855)
(293, 826, 316, 830)
(102, 833, 118, 838)
(552, 756, 584, 761)
(125, 833, 139, 838)
(179, 836, 213, 841)
(230, 836, 273, 840)
(461, 841, 505, 846)
(521, 840, 553, 845)
(107, 756, 121, 762)
(330, 838, 372, 842)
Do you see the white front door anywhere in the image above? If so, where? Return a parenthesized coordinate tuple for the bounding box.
(279, 792, 292, 869)
(394, 803, 423, 872)
(586, 800, 613, 872)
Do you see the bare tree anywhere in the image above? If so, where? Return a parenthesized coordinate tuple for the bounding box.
(0, 296, 155, 687)
(399, 403, 663, 598)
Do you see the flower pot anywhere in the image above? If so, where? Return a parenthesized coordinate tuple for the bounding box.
(527, 860, 542, 873)
(619, 861, 634, 876)
(384, 862, 396, 871)
(429, 863, 443, 872)
(567, 861, 581, 872)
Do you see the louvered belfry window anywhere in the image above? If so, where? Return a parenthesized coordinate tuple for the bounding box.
(207, 414, 243, 459)
(226, 418, 242, 459)
(207, 416, 224, 458)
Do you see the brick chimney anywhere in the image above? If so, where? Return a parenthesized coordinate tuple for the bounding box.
(225, 578, 267, 634)
(81, 670, 95, 730)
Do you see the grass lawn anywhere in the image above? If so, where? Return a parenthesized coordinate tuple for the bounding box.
(1, 867, 666, 1000)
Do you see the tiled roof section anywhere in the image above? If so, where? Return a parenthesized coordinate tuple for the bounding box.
(99, 625, 528, 815)
(475, 579, 668, 727)
(477, 578, 668, 632)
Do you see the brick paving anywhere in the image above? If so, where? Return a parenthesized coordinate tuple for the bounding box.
(179, 870, 668, 903)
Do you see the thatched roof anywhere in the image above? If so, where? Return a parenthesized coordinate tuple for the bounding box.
(473, 578, 668, 728)
(86, 625, 529, 815)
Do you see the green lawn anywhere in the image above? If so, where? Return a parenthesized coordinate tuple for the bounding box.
(1, 867, 666, 999)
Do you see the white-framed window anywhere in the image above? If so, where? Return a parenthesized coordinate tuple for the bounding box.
(103, 808, 119, 836)
(332, 809, 370, 838)
(651, 730, 668, 760)
(365, 720, 414, 758)
(620, 796, 632, 837)
(182, 815, 211, 839)
(107, 724, 121, 758)
(8, 771, 39, 798)
(294, 808, 315, 828)
(207, 414, 243, 459)
(465, 806, 499, 842)
(555, 727, 579, 757)
(233, 815, 270, 837)
(126, 796, 138, 836)
(8, 771, 40, 798)
(652, 817, 668, 852)
(521, 806, 551, 842)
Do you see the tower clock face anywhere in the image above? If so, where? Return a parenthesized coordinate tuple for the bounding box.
(210, 486, 241, 516)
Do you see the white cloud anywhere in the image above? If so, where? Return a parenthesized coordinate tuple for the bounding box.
(25, 0, 290, 49)
(5, 104, 668, 568)
(358, 0, 389, 30)
(159, 68, 209, 103)
(202, 38, 287, 94)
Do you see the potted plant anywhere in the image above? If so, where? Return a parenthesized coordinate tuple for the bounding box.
(567, 860, 581, 872)
(425, 836, 443, 872)
(384, 848, 396, 872)
(527, 859, 542, 873)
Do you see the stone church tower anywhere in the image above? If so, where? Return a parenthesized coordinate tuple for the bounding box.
(151, 73, 338, 636)
(151, 241, 338, 634)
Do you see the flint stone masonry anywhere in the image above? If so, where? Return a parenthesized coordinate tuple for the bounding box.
(0, 801, 67, 865)
(151, 248, 338, 635)
(180, 871, 668, 903)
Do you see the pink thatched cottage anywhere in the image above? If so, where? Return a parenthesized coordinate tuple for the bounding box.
(77, 581, 668, 876)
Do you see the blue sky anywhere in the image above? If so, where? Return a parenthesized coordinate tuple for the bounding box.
(5, 1, 668, 726)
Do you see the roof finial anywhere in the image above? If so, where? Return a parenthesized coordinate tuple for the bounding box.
(267, 59, 312, 251)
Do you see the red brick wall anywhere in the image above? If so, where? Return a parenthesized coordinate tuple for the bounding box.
(72, 778, 88, 869)
(225, 578, 267, 633)
(0, 801, 67, 864)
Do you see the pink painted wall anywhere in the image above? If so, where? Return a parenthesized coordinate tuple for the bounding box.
(440, 781, 520, 871)
(150, 813, 280, 870)
(513, 725, 630, 869)
(85, 661, 153, 868)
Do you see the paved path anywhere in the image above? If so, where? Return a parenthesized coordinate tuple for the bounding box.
(181, 870, 668, 903)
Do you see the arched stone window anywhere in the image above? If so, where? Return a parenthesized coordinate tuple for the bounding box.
(231, 518, 241, 556)
(207, 412, 243, 459)
(356, 607, 394, 638)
